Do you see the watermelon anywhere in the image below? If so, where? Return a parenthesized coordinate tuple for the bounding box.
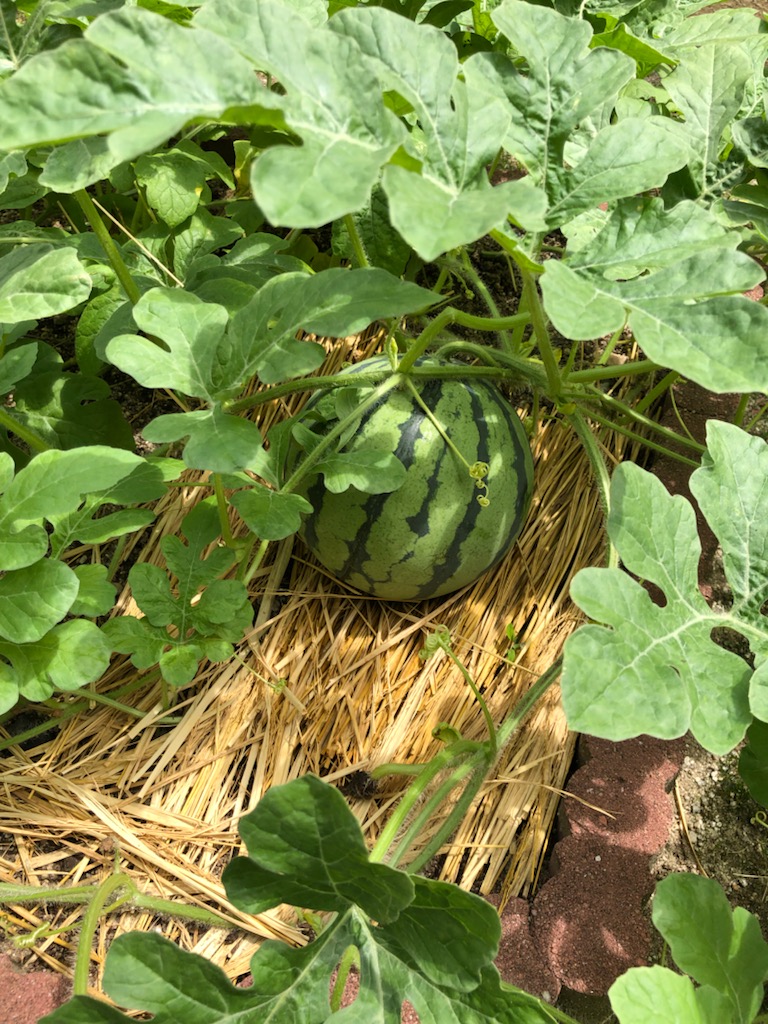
(290, 357, 534, 601)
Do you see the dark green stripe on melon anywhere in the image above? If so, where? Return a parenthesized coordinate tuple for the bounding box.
(294, 359, 534, 602)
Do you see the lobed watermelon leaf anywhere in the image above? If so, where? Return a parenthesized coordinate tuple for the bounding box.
(103, 499, 252, 686)
(562, 421, 768, 755)
(541, 199, 768, 395)
(40, 776, 554, 1024)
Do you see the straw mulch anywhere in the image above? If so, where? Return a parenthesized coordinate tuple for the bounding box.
(0, 332, 631, 987)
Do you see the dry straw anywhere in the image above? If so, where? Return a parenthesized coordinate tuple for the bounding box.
(0, 331, 632, 986)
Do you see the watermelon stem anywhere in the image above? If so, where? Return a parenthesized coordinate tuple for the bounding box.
(398, 307, 530, 374)
(342, 213, 369, 269)
(517, 265, 562, 398)
(564, 410, 617, 568)
(223, 369, 393, 415)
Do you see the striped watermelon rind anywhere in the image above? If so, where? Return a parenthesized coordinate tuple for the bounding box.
(291, 357, 534, 601)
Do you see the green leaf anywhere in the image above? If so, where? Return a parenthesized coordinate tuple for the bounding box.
(609, 965, 726, 1024)
(225, 268, 437, 385)
(195, 0, 406, 227)
(49, 460, 170, 557)
(74, 286, 129, 376)
(225, 775, 415, 922)
(230, 486, 312, 541)
(0, 342, 37, 394)
(143, 408, 266, 475)
(563, 422, 766, 755)
(102, 616, 165, 672)
(739, 719, 768, 808)
(0, 560, 79, 644)
(135, 150, 208, 228)
(331, 182, 412, 277)
(541, 200, 768, 394)
(159, 643, 204, 687)
(41, 774, 555, 1023)
(327, 7, 547, 256)
(0, 620, 112, 710)
(103, 500, 251, 686)
(69, 565, 117, 618)
(106, 288, 229, 400)
(314, 450, 407, 495)
(661, 40, 763, 199)
(652, 873, 768, 1022)
(590, 23, 674, 74)
(172, 209, 244, 281)
(544, 117, 688, 227)
(8, 342, 134, 450)
(0, 446, 144, 570)
(488, 3, 634, 186)
(0, 8, 282, 185)
(382, 875, 501, 991)
(0, 245, 91, 323)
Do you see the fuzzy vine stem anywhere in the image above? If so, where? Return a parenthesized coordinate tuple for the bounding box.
(223, 370, 393, 415)
(73, 873, 132, 995)
(73, 189, 142, 305)
(518, 266, 562, 398)
(330, 945, 362, 1013)
(342, 214, 369, 268)
(397, 307, 531, 374)
(213, 473, 236, 548)
(403, 657, 564, 873)
(564, 410, 617, 568)
(371, 655, 563, 871)
(565, 359, 664, 384)
(633, 369, 679, 416)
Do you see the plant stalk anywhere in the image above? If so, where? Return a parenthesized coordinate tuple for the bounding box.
(73, 190, 142, 305)
(0, 407, 49, 452)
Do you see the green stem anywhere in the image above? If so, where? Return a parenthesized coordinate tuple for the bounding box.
(0, 407, 49, 452)
(392, 749, 489, 871)
(633, 370, 679, 416)
(565, 410, 611, 509)
(77, 688, 182, 723)
(493, 657, 563, 751)
(565, 410, 617, 568)
(342, 214, 369, 268)
(577, 389, 706, 454)
(330, 945, 361, 1012)
(596, 324, 626, 365)
(368, 739, 484, 863)
(73, 873, 132, 995)
(398, 308, 531, 375)
(241, 537, 270, 587)
(443, 646, 497, 756)
(73, 190, 141, 305)
(745, 400, 768, 432)
(224, 370, 392, 415)
(518, 267, 561, 398)
(456, 249, 512, 354)
(372, 659, 563, 869)
(566, 359, 663, 384)
(570, 407, 700, 467)
(213, 473, 236, 548)
(431, 262, 452, 295)
(733, 392, 751, 427)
